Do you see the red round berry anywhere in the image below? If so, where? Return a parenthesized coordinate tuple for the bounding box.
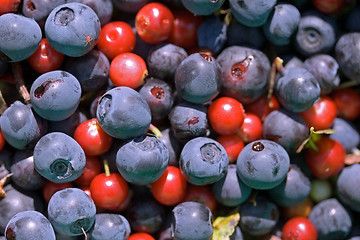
(0, 128, 5, 151)
(90, 172, 129, 210)
(97, 21, 136, 60)
(331, 88, 360, 121)
(42, 181, 73, 203)
(0, 0, 21, 15)
(109, 52, 148, 89)
(282, 217, 318, 240)
(312, 0, 345, 14)
(128, 233, 155, 240)
(74, 118, 113, 156)
(237, 113, 263, 143)
(135, 2, 174, 44)
(150, 166, 187, 206)
(182, 184, 217, 212)
(306, 137, 345, 179)
(208, 97, 245, 135)
(73, 156, 102, 187)
(28, 38, 64, 74)
(216, 134, 244, 164)
(245, 94, 280, 122)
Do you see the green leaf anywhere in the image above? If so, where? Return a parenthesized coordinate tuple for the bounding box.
(212, 213, 240, 240)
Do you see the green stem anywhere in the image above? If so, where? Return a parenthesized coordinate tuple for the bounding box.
(103, 159, 110, 177)
(148, 124, 162, 138)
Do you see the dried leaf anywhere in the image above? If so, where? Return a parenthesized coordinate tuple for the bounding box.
(212, 213, 240, 240)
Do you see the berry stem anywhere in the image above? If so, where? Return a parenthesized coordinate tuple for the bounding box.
(148, 123, 162, 138)
(0, 173, 13, 198)
(0, 90, 8, 115)
(81, 227, 88, 240)
(11, 62, 31, 104)
(267, 57, 283, 103)
(103, 159, 110, 177)
(296, 127, 336, 153)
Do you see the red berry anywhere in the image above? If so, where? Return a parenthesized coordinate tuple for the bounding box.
(90, 172, 129, 210)
(0, 0, 21, 15)
(216, 134, 244, 164)
(0, 128, 5, 151)
(150, 166, 187, 206)
(282, 217, 318, 240)
(182, 184, 217, 212)
(208, 97, 245, 135)
(128, 233, 155, 240)
(168, 9, 202, 49)
(73, 156, 102, 187)
(245, 94, 280, 122)
(97, 21, 136, 60)
(74, 118, 113, 156)
(135, 2, 174, 44)
(237, 113, 263, 143)
(42, 181, 73, 203)
(306, 137, 345, 179)
(301, 96, 337, 130)
(28, 38, 64, 74)
(331, 88, 360, 121)
(312, 0, 345, 14)
(109, 52, 148, 89)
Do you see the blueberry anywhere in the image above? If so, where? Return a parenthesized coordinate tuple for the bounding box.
(30, 70, 82, 121)
(147, 43, 188, 81)
(216, 46, 271, 104)
(309, 198, 352, 240)
(275, 66, 320, 112)
(263, 3, 301, 45)
(267, 164, 311, 207)
(116, 133, 169, 185)
(33, 132, 86, 183)
(181, 0, 225, 15)
(96, 86, 151, 139)
(47, 188, 96, 236)
(159, 127, 182, 166)
(337, 164, 360, 212)
(0, 13, 42, 62)
(45, 2, 101, 57)
(197, 16, 228, 54)
(236, 139, 290, 190)
(174, 53, 221, 104)
(262, 109, 309, 153)
(22, 0, 66, 21)
(0, 101, 47, 150)
(212, 164, 252, 206)
(179, 137, 228, 185)
(171, 201, 213, 240)
(229, 0, 276, 27)
(89, 213, 131, 240)
(5, 210, 56, 240)
(227, 21, 266, 49)
(64, 49, 110, 92)
(335, 32, 360, 83)
(330, 118, 360, 153)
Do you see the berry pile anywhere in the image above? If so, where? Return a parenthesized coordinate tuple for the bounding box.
(0, 0, 360, 239)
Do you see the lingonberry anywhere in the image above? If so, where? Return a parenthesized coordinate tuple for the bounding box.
(0, 0, 21, 15)
(73, 156, 102, 187)
(74, 118, 113, 156)
(216, 134, 244, 164)
(331, 88, 360, 120)
(237, 112, 263, 143)
(97, 21, 136, 60)
(109, 52, 148, 89)
(208, 96, 245, 135)
(245, 94, 280, 122)
(150, 166, 187, 206)
(135, 2, 174, 44)
(182, 184, 217, 213)
(28, 38, 64, 74)
(42, 181, 73, 203)
(282, 217, 318, 240)
(128, 232, 155, 240)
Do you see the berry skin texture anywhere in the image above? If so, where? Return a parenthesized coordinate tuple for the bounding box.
(150, 166, 187, 206)
(97, 21, 136, 60)
(109, 52, 148, 89)
(208, 97, 245, 135)
(74, 118, 113, 156)
(282, 217, 318, 240)
(135, 2, 174, 44)
(305, 137, 345, 179)
(90, 173, 129, 211)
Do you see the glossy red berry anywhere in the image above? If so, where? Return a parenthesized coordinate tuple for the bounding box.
(182, 184, 217, 213)
(237, 113, 263, 143)
(216, 134, 244, 164)
(109, 52, 148, 89)
(97, 21, 136, 60)
(306, 137, 345, 179)
(168, 9, 202, 49)
(135, 2, 174, 44)
(282, 217, 318, 240)
(0, 0, 21, 15)
(74, 118, 113, 156)
(301, 96, 337, 130)
(150, 166, 187, 206)
(312, 0, 345, 14)
(42, 181, 73, 203)
(0, 128, 5, 151)
(28, 38, 64, 74)
(245, 95, 280, 122)
(90, 172, 129, 210)
(73, 156, 102, 187)
(208, 97, 245, 135)
(128, 233, 155, 240)
(331, 88, 360, 121)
